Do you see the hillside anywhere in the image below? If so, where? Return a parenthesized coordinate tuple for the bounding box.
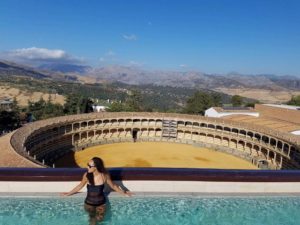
(1, 60, 300, 104)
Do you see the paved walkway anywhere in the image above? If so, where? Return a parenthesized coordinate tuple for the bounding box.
(0, 132, 40, 167)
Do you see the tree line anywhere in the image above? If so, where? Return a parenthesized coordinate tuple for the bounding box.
(1, 88, 299, 135)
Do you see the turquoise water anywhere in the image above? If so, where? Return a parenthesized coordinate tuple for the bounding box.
(1, 196, 300, 225)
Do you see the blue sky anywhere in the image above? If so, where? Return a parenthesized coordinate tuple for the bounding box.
(0, 0, 300, 75)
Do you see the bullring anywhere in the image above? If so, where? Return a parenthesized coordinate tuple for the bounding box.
(9, 112, 300, 170)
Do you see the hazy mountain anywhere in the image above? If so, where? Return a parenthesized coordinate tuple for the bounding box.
(38, 63, 92, 74)
(1, 60, 300, 95)
(0, 60, 50, 79)
(0, 60, 79, 82)
(85, 65, 300, 91)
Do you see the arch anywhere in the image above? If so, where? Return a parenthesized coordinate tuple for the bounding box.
(283, 143, 289, 155)
(73, 123, 80, 130)
(247, 131, 254, 138)
(207, 124, 215, 129)
(65, 124, 72, 133)
(111, 119, 118, 124)
(229, 138, 237, 148)
(81, 132, 87, 139)
(155, 119, 163, 126)
(177, 121, 184, 126)
(110, 128, 118, 138)
(232, 128, 239, 135)
(95, 130, 102, 135)
(88, 131, 94, 138)
(216, 125, 223, 131)
(206, 134, 214, 143)
(214, 135, 222, 145)
(103, 119, 110, 125)
(73, 133, 80, 142)
(262, 135, 269, 145)
(185, 121, 192, 127)
(270, 138, 277, 147)
(177, 130, 184, 139)
(269, 151, 275, 162)
(88, 121, 94, 127)
(193, 122, 200, 127)
(200, 123, 207, 128)
(238, 140, 245, 151)
(148, 119, 156, 126)
(245, 142, 252, 154)
(192, 131, 199, 139)
(239, 130, 246, 136)
(224, 127, 231, 132)
(96, 120, 102, 126)
(254, 133, 261, 141)
(81, 121, 87, 128)
(260, 148, 268, 159)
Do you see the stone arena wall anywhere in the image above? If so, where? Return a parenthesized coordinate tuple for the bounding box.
(10, 112, 300, 169)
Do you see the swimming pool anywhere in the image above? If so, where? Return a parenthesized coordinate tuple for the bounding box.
(1, 195, 300, 225)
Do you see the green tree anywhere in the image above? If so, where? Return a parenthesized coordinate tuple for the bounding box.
(183, 91, 215, 115)
(0, 110, 20, 132)
(125, 89, 143, 112)
(64, 94, 81, 115)
(108, 102, 125, 112)
(287, 95, 300, 106)
(231, 95, 244, 107)
(27, 98, 47, 120)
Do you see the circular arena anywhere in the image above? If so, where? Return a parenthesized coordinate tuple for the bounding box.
(10, 112, 300, 169)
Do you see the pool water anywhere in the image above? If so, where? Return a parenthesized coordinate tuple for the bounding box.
(1, 196, 300, 225)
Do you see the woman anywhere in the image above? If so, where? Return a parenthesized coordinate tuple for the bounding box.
(61, 157, 131, 225)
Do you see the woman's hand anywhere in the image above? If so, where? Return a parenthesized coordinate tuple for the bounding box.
(60, 192, 70, 197)
(124, 191, 133, 197)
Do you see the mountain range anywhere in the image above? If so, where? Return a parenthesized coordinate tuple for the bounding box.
(1, 60, 300, 103)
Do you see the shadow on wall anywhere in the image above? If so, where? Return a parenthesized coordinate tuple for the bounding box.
(55, 151, 80, 168)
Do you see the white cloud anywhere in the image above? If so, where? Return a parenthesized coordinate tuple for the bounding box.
(3, 47, 83, 64)
(179, 64, 188, 68)
(122, 34, 138, 41)
(8, 47, 67, 60)
(129, 60, 144, 67)
(106, 50, 116, 56)
(99, 57, 105, 62)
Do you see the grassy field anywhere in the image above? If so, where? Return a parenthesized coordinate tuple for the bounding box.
(56, 142, 257, 169)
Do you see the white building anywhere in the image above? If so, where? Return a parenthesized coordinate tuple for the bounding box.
(92, 105, 108, 112)
(205, 107, 259, 118)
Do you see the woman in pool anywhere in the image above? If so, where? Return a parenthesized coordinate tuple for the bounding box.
(61, 157, 131, 224)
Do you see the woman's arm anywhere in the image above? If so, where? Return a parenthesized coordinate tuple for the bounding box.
(60, 173, 88, 196)
(105, 174, 132, 197)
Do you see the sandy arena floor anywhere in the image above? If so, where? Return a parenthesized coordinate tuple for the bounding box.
(56, 142, 257, 169)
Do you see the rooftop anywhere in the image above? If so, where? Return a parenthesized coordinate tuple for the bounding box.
(263, 104, 300, 111)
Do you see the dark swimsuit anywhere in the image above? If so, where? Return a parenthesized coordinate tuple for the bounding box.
(85, 183, 106, 206)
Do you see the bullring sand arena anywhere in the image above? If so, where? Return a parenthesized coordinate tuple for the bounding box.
(56, 142, 257, 169)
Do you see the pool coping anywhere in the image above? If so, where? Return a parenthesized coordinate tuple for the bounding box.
(2, 168, 300, 193)
(2, 168, 300, 182)
(1, 192, 300, 198)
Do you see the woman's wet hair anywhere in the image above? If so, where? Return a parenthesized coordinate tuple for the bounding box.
(86, 157, 107, 185)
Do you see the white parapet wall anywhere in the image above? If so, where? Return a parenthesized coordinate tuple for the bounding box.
(1, 181, 300, 193)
